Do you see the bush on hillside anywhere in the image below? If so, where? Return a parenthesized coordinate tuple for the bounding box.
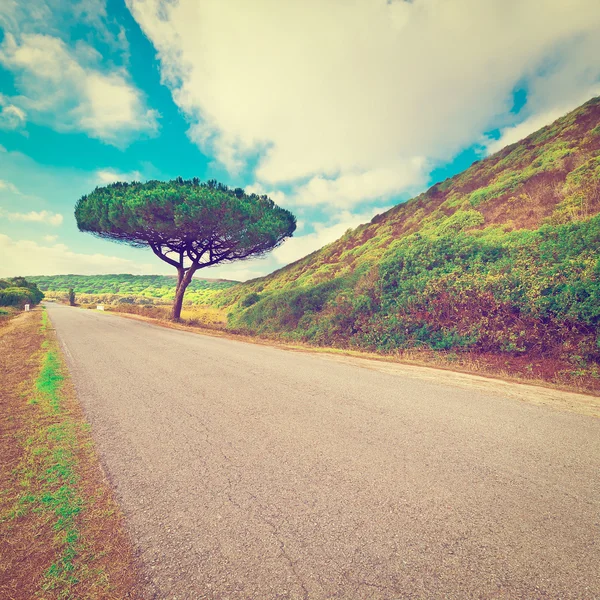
(0, 277, 44, 308)
(239, 292, 261, 308)
(0, 287, 38, 308)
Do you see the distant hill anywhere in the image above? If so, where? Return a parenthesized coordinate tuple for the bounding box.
(217, 97, 600, 387)
(31, 274, 237, 305)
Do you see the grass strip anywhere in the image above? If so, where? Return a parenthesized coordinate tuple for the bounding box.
(6, 326, 84, 598)
(1, 309, 142, 599)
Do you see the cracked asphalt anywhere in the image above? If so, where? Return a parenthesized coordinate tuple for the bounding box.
(46, 302, 600, 599)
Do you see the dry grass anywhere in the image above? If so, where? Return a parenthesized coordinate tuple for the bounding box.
(109, 303, 228, 329)
(0, 312, 52, 600)
(0, 309, 142, 599)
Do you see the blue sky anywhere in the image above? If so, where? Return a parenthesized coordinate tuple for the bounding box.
(1, 0, 599, 281)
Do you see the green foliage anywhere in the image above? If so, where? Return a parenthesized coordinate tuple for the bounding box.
(227, 216, 600, 360)
(232, 279, 346, 336)
(30, 274, 237, 306)
(75, 178, 296, 262)
(421, 209, 484, 236)
(239, 292, 261, 307)
(0, 287, 34, 307)
(468, 142, 573, 207)
(371, 216, 600, 352)
(0, 277, 44, 307)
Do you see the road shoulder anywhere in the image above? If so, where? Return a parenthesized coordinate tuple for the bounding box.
(0, 308, 142, 599)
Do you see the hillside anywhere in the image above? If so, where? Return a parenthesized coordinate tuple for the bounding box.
(217, 97, 600, 388)
(31, 274, 237, 305)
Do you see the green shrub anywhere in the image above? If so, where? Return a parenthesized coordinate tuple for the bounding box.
(0, 287, 35, 307)
(240, 292, 261, 307)
(0, 277, 44, 307)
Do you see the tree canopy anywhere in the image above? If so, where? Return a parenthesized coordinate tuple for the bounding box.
(75, 178, 296, 319)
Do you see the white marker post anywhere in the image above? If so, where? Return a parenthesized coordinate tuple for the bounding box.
(24, 304, 30, 311)
(97, 305, 105, 311)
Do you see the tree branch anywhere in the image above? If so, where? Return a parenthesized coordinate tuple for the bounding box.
(149, 242, 180, 268)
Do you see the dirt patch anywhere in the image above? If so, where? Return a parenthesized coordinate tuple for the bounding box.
(0, 312, 55, 600)
(0, 310, 143, 599)
(479, 170, 566, 229)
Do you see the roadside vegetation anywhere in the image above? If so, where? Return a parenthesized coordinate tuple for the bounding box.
(0, 277, 44, 309)
(30, 274, 236, 307)
(0, 308, 140, 599)
(107, 302, 228, 329)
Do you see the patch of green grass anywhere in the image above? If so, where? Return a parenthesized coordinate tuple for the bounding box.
(41, 307, 49, 331)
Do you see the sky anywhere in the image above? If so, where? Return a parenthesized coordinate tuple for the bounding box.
(1, 0, 599, 281)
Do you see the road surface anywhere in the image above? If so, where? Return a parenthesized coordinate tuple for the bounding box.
(46, 302, 600, 599)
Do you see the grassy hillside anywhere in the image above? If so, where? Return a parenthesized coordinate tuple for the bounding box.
(217, 97, 600, 387)
(31, 274, 236, 305)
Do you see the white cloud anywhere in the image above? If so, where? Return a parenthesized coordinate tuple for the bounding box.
(128, 0, 600, 208)
(0, 96, 26, 130)
(0, 0, 130, 66)
(43, 234, 58, 242)
(6, 210, 63, 226)
(271, 224, 350, 266)
(0, 179, 22, 194)
(0, 33, 158, 143)
(485, 85, 600, 155)
(272, 206, 389, 265)
(292, 158, 427, 208)
(0, 234, 158, 277)
(95, 168, 143, 184)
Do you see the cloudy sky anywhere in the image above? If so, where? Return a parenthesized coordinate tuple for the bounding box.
(1, 0, 599, 280)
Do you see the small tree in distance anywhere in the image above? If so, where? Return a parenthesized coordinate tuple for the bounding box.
(75, 178, 296, 320)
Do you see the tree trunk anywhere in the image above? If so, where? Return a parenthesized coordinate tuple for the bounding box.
(171, 266, 196, 321)
(171, 284, 186, 321)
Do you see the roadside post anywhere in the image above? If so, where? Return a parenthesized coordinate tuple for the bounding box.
(24, 304, 30, 311)
(97, 305, 105, 311)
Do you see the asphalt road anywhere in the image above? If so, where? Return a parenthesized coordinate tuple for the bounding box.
(46, 302, 600, 599)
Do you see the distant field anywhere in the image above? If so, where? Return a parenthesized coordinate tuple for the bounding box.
(30, 274, 238, 306)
